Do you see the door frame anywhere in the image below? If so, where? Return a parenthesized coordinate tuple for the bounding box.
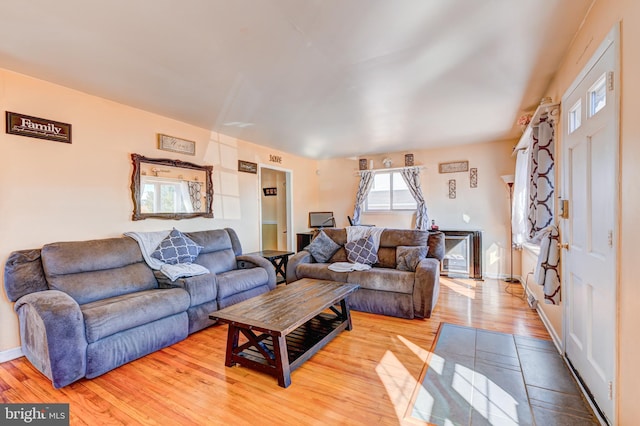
(258, 164, 294, 251)
(560, 23, 620, 425)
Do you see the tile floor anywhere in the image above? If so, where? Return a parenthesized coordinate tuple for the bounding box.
(411, 324, 599, 425)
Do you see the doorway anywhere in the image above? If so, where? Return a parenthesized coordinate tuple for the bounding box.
(561, 26, 619, 424)
(259, 166, 293, 251)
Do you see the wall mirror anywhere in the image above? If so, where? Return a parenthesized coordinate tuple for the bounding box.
(131, 153, 213, 220)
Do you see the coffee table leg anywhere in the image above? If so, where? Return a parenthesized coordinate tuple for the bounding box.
(225, 324, 240, 367)
(272, 334, 291, 388)
(341, 299, 353, 331)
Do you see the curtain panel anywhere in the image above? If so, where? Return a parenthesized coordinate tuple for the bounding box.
(352, 170, 374, 225)
(400, 167, 430, 230)
(527, 114, 555, 242)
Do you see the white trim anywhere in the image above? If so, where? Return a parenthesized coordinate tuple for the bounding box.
(0, 346, 23, 363)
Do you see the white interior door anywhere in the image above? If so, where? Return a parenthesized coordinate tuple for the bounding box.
(561, 28, 618, 423)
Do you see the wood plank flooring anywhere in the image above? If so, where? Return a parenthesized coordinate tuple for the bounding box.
(0, 278, 549, 425)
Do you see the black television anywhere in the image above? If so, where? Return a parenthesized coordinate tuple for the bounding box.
(309, 211, 335, 228)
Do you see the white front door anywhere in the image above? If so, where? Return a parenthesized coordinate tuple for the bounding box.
(561, 28, 618, 423)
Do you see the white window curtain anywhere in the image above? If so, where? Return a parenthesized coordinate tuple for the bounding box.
(512, 148, 530, 246)
(400, 167, 430, 230)
(527, 115, 555, 242)
(352, 170, 374, 225)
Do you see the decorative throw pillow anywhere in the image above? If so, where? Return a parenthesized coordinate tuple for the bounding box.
(396, 246, 428, 272)
(345, 236, 379, 265)
(304, 230, 341, 263)
(151, 229, 203, 265)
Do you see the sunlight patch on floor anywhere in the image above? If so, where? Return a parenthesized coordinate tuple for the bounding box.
(375, 350, 419, 423)
(441, 278, 476, 299)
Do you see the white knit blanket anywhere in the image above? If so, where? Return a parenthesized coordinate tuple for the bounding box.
(346, 226, 385, 252)
(124, 230, 209, 281)
(327, 262, 371, 272)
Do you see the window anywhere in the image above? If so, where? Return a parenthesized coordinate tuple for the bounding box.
(568, 100, 581, 134)
(141, 177, 193, 213)
(365, 171, 417, 211)
(588, 73, 607, 117)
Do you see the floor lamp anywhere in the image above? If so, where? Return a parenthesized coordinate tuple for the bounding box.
(501, 174, 518, 283)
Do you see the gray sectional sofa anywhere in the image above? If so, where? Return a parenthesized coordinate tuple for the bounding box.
(286, 228, 445, 319)
(3, 228, 275, 388)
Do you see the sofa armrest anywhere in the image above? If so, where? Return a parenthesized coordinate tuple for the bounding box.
(236, 254, 277, 290)
(413, 258, 441, 318)
(14, 290, 87, 388)
(286, 251, 314, 283)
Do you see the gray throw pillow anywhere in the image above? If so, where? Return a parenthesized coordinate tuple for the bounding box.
(345, 236, 379, 265)
(396, 245, 428, 272)
(151, 228, 203, 264)
(305, 230, 341, 263)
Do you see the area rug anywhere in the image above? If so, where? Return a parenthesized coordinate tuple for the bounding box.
(407, 323, 598, 425)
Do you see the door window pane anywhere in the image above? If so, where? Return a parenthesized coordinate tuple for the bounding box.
(589, 73, 607, 117)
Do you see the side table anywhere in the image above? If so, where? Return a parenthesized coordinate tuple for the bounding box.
(245, 250, 294, 284)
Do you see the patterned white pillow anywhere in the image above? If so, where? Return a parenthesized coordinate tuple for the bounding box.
(345, 236, 378, 265)
(151, 229, 203, 264)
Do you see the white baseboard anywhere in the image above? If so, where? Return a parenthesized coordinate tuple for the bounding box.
(0, 346, 23, 363)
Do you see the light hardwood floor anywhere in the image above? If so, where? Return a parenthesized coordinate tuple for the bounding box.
(0, 278, 549, 425)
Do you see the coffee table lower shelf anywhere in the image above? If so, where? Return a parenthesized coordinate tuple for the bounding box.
(224, 308, 350, 388)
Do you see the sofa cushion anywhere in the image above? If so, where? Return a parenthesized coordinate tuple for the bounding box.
(81, 288, 190, 343)
(216, 268, 269, 300)
(347, 268, 415, 294)
(396, 246, 428, 272)
(151, 229, 203, 265)
(305, 230, 341, 263)
(345, 236, 378, 265)
(295, 263, 350, 282)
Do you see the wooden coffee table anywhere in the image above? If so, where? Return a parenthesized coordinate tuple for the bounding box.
(209, 278, 359, 387)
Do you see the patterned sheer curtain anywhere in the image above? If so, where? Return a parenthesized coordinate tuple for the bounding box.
(188, 181, 202, 212)
(512, 149, 530, 246)
(400, 167, 430, 230)
(527, 114, 555, 242)
(352, 170, 374, 225)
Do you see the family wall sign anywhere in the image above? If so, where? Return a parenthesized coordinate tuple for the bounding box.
(5, 111, 72, 144)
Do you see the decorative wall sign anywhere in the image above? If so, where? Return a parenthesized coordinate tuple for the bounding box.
(158, 134, 196, 155)
(405, 153, 414, 166)
(359, 159, 368, 170)
(448, 179, 457, 199)
(6, 111, 72, 143)
(238, 160, 258, 174)
(263, 187, 277, 196)
(470, 168, 478, 188)
(269, 154, 282, 164)
(439, 160, 469, 174)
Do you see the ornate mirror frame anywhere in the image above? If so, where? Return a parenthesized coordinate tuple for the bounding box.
(130, 153, 214, 221)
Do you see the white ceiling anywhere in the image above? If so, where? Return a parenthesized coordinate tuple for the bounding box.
(0, 1, 593, 159)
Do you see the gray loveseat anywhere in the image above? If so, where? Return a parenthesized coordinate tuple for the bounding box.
(3, 228, 275, 388)
(286, 228, 444, 319)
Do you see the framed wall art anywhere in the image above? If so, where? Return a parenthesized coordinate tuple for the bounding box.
(158, 134, 196, 155)
(439, 160, 469, 174)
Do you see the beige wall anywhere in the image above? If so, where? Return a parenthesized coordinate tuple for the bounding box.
(539, 0, 640, 422)
(0, 69, 319, 352)
(317, 139, 519, 279)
